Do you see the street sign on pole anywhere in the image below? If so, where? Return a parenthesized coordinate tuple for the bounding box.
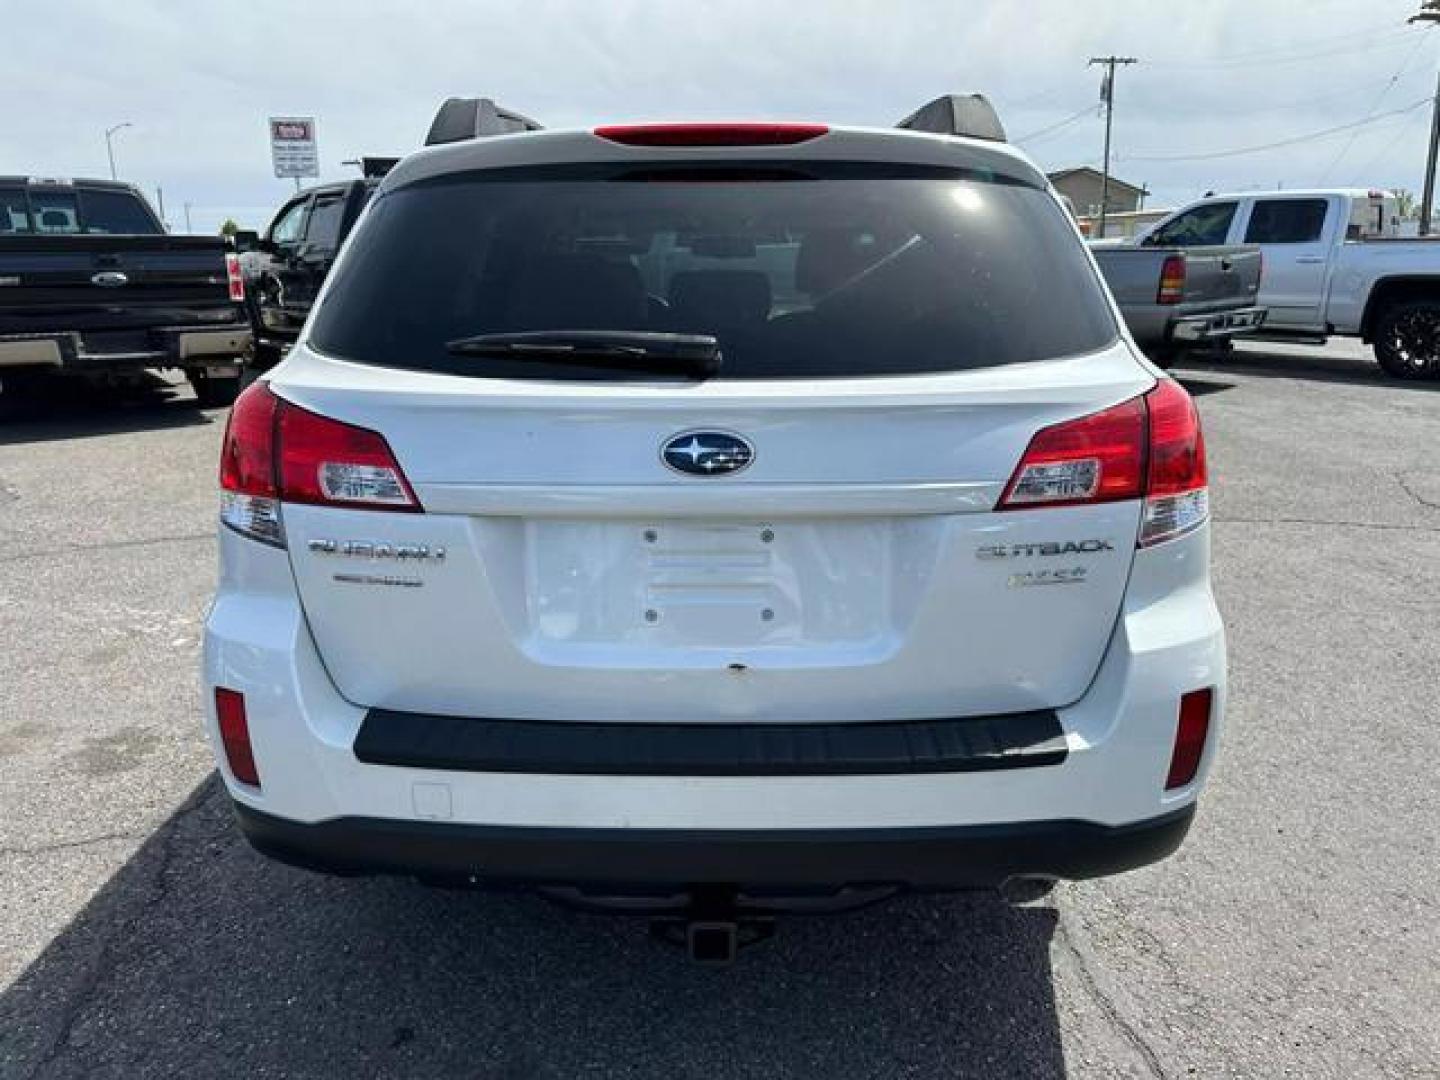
(268, 116, 319, 181)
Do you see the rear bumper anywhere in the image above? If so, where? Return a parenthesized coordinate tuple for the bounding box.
(0, 323, 250, 372)
(203, 521, 1224, 886)
(234, 799, 1195, 890)
(1170, 305, 1267, 343)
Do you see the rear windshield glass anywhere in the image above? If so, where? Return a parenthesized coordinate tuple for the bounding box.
(0, 187, 160, 235)
(309, 163, 1117, 380)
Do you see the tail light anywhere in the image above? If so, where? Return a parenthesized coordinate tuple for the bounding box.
(219, 382, 420, 547)
(998, 397, 1146, 508)
(594, 123, 829, 147)
(1139, 378, 1208, 546)
(224, 252, 245, 302)
(1157, 255, 1185, 304)
(215, 688, 260, 787)
(1166, 688, 1213, 790)
(999, 378, 1209, 547)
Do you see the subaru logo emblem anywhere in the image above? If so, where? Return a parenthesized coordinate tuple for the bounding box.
(661, 430, 754, 477)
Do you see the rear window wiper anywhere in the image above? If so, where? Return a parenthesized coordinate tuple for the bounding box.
(444, 330, 722, 378)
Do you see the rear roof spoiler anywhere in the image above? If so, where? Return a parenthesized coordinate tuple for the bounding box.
(424, 98, 544, 146)
(896, 95, 1007, 142)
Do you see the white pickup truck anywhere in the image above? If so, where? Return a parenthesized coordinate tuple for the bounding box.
(1131, 189, 1440, 380)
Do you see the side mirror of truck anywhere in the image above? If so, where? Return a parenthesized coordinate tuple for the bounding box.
(231, 230, 261, 253)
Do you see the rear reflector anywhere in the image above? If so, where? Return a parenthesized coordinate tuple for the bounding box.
(593, 123, 829, 147)
(219, 382, 420, 547)
(215, 688, 260, 787)
(1166, 688, 1213, 790)
(998, 378, 1209, 547)
(225, 252, 245, 302)
(1157, 255, 1186, 304)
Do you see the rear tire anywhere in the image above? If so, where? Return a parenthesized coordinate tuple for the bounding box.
(1373, 300, 1440, 380)
(189, 370, 242, 408)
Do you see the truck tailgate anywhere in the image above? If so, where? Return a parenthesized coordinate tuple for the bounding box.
(1175, 245, 1262, 307)
(0, 234, 238, 336)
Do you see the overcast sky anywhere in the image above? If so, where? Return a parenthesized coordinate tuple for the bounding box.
(5, 0, 1437, 231)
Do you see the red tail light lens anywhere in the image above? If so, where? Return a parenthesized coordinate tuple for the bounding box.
(219, 382, 284, 545)
(1166, 688, 1213, 790)
(1157, 255, 1185, 304)
(225, 252, 245, 302)
(593, 123, 829, 147)
(277, 401, 420, 511)
(999, 379, 1210, 546)
(215, 688, 260, 787)
(1139, 378, 1208, 546)
(999, 397, 1147, 508)
(218, 383, 420, 546)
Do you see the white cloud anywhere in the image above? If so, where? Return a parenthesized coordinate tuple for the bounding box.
(2, 0, 1433, 231)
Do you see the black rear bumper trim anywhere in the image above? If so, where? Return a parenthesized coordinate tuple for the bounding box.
(353, 708, 1067, 776)
(233, 802, 1195, 890)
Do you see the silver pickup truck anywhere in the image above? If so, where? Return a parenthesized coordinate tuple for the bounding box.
(1127, 189, 1440, 380)
(1090, 244, 1266, 367)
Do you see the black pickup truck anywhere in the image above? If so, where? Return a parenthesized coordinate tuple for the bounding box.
(234, 160, 394, 370)
(0, 177, 251, 407)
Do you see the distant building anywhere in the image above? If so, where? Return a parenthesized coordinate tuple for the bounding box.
(1047, 167, 1148, 217)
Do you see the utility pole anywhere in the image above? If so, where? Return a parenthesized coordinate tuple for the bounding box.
(184, 203, 193, 232)
(1088, 56, 1137, 239)
(1410, 2, 1440, 235)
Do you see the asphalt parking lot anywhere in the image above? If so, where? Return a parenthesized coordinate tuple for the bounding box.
(0, 340, 1437, 1079)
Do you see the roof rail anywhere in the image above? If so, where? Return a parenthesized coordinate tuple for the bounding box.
(424, 98, 544, 147)
(896, 95, 1006, 143)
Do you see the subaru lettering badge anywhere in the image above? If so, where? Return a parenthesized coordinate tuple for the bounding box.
(661, 430, 754, 477)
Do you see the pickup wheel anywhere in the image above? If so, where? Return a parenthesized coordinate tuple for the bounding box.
(1373, 301, 1440, 380)
(188, 370, 242, 408)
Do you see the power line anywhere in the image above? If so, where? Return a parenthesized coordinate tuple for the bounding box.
(1348, 105, 1431, 186)
(1014, 106, 1095, 145)
(1150, 26, 1425, 70)
(1321, 32, 1431, 180)
(1120, 97, 1432, 162)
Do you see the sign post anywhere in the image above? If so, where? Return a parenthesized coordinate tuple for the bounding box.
(268, 116, 319, 191)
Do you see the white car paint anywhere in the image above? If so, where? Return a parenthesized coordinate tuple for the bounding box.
(201, 120, 1225, 895)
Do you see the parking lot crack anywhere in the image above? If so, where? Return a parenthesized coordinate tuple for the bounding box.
(1056, 913, 1169, 1079)
(0, 530, 213, 565)
(1215, 514, 1440, 534)
(1395, 472, 1440, 512)
(0, 831, 141, 857)
(24, 779, 220, 1077)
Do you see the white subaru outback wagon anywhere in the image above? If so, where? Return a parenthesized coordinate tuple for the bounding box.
(203, 106, 1224, 928)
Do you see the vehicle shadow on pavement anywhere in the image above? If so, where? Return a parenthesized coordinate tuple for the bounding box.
(1, 776, 1067, 1079)
(1179, 346, 1440, 391)
(0, 374, 213, 446)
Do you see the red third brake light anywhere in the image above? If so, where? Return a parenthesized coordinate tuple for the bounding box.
(999, 379, 1209, 547)
(593, 123, 830, 147)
